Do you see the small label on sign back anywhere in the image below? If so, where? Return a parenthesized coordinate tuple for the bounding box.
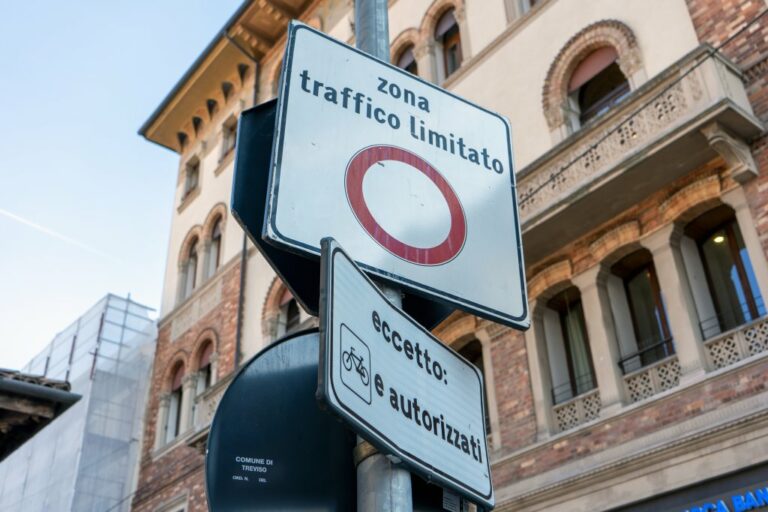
(443, 489, 460, 512)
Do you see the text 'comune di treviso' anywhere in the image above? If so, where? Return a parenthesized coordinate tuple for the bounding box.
(370, 310, 485, 464)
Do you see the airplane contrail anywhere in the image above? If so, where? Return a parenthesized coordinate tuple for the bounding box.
(0, 208, 115, 260)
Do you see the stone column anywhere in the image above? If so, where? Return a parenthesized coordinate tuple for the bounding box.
(179, 374, 197, 434)
(414, 41, 437, 84)
(176, 263, 186, 304)
(453, 4, 472, 61)
(524, 304, 555, 437)
(722, 187, 768, 300)
(201, 240, 212, 281)
(154, 394, 170, 450)
(209, 352, 221, 385)
(476, 328, 501, 450)
(572, 266, 627, 414)
(642, 224, 708, 381)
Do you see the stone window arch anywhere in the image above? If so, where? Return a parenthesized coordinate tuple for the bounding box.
(418, 0, 469, 84)
(192, 331, 219, 386)
(262, 278, 305, 343)
(542, 20, 644, 142)
(391, 28, 420, 76)
(177, 226, 203, 303)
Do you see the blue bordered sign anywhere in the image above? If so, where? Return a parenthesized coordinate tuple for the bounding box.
(264, 22, 528, 330)
(317, 238, 494, 508)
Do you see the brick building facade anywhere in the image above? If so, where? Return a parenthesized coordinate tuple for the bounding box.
(134, 0, 768, 510)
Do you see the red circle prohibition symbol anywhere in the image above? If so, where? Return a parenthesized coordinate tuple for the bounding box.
(345, 145, 467, 266)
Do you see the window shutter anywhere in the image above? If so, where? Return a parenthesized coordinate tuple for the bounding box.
(435, 10, 457, 38)
(568, 46, 619, 93)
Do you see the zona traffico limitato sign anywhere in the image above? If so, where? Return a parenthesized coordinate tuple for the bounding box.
(264, 22, 528, 330)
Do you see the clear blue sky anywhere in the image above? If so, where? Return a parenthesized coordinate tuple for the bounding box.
(0, 0, 243, 370)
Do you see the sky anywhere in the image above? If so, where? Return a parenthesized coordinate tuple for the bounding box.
(0, 1, 243, 370)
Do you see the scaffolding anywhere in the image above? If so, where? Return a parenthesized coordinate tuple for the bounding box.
(0, 294, 156, 512)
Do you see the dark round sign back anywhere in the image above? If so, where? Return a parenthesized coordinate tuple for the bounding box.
(206, 330, 356, 511)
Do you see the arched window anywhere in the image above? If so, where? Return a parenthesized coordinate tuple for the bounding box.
(457, 339, 490, 432)
(276, 288, 302, 338)
(610, 250, 674, 373)
(207, 217, 223, 278)
(182, 239, 199, 300)
(396, 45, 418, 75)
(683, 205, 766, 338)
(166, 363, 185, 443)
(435, 9, 462, 79)
(196, 342, 214, 395)
(569, 46, 629, 125)
(285, 299, 301, 334)
(544, 287, 596, 404)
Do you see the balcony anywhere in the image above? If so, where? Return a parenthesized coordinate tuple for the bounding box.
(704, 315, 768, 370)
(517, 45, 763, 264)
(552, 389, 601, 433)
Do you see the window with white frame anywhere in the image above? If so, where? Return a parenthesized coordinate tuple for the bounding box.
(435, 9, 462, 80)
(181, 238, 199, 301)
(206, 217, 223, 279)
(221, 117, 237, 158)
(682, 205, 766, 339)
(396, 44, 418, 76)
(182, 159, 199, 201)
(276, 289, 302, 338)
(608, 250, 675, 374)
(568, 46, 630, 127)
(542, 287, 597, 404)
(165, 364, 184, 444)
(196, 342, 214, 396)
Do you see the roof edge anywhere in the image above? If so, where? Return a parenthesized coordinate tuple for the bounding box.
(138, 0, 253, 145)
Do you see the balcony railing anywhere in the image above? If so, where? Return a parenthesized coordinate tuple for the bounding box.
(516, 45, 762, 264)
(618, 338, 676, 375)
(623, 355, 681, 403)
(552, 389, 601, 433)
(704, 316, 768, 370)
(551, 372, 597, 405)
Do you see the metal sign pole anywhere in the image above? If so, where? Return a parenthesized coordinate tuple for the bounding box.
(353, 2, 413, 510)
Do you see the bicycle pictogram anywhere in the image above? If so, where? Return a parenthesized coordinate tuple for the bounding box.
(340, 324, 372, 404)
(342, 346, 369, 385)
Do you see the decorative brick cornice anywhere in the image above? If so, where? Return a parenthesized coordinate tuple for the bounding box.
(589, 220, 641, 262)
(659, 174, 722, 223)
(542, 20, 642, 130)
(528, 260, 572, 300)
(432, 312, 477, 346)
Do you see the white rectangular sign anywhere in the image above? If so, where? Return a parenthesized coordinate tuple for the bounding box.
(265, 22, 528, 329)
(318, 238, 494, 507)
